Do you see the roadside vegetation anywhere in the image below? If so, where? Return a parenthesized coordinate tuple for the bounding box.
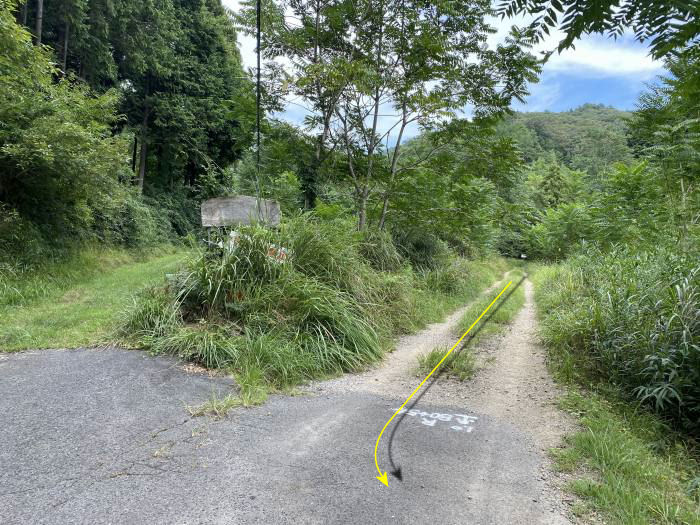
(0, 248, 184, 351)
(552, 391, 699, 524)
(120, 217, 513, 401)
(534, 251, 700, 523)
(527, 54, 700, 521)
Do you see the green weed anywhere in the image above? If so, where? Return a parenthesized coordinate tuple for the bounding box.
(417, 346, 476, 381)
(533, 245, 700, 434)
(553, 390, 700, 524)
(532, 253, 700, 524)
(187, 392, 243, 419)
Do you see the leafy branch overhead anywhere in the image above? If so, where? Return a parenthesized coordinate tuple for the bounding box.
(498, 0, 700, 58)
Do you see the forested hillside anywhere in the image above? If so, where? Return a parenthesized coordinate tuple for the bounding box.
(498, 104, 633, 173)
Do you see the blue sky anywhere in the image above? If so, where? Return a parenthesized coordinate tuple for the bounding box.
(510, 33, 665, 112)
(224, 1, 665, 132)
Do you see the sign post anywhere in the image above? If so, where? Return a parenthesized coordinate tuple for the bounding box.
(200, 196, 281, 228)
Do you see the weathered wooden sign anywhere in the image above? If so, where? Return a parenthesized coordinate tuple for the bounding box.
(201, 195, 281, 227)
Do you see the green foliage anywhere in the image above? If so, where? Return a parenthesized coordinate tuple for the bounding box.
(121, 216, 511, 395)
(387, 123, 521, 254)
(239, 0, 539, 226)
(16, 0, 255, 191)
(418, 346, 476, 381)
(498, 0, 700, 59)
(454, 269, 526, 341)
(553, 390, 700, 524)
(511, 159, 676, 260)
(528, 203, 592, 260)
(0, 248, 183, 351)
(534, 245, 700, 435)
(0, 5, 193, 262)
(0, 10, 126, 241)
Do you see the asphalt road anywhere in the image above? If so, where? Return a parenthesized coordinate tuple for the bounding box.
(0, 347, 568, 524)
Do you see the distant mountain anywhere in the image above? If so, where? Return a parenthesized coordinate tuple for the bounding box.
(498, 104, 633, 175)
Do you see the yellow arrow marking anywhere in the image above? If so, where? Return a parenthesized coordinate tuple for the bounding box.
(373, 280, 513, 486)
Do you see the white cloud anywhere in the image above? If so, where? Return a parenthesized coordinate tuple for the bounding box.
(545, 38, 662, 78)
(488, 15, 663, 78)
(513, 79, 562, 112)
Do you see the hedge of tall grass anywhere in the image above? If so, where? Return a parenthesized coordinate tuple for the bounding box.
(120, 216, 506, 399)
(534, 244, 700, 435)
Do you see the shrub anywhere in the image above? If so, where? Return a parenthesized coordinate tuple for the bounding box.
(535, 243, 700, 435)
(393, 230, 450, 270)
(122, 216, 387, 392)
(359, 229, 403, 272)
(121, 216, 509, 395)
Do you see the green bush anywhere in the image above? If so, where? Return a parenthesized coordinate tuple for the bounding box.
(528, 203, 593, 260)
(393, 230, 450, 270)
(0, 8, 195, 262)
(121, 216, 510, 395)
(535, 244, 700, 435)
(359, 229, 403, 272)
(123, 217, 386, 391)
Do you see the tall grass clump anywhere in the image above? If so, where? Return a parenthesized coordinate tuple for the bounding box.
(534, 243, 700, 436)
(359, 229, 403, 272)
(417, 346, 476, 381)
(120, 215, 511, 397)
(393, 230, 450, 270)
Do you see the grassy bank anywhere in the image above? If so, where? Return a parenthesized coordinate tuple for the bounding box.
(0, 247, 185, 351)
(553, 390, 699, 524)
(119, 216, 513, 403)
(532, 258, 700, 524)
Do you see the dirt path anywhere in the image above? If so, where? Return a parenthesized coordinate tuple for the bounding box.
(318, 277, 574, 446)
(316, 276, 576, 521)
(313, 276, 510, 398)
(456, 280, 576, 451)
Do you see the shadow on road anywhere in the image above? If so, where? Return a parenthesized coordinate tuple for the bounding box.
(387, 274, 527, 481)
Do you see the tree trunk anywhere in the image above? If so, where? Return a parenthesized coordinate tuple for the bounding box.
(137, 140, 148, 192)
(137, 110, 149, 193)
(301, 0, 323, 210)
(35, 0, 43, 45)
(358, 190, 369, 230)
(378, 105, 408, 230)
(16, 1, 28, 24)
(62, 22, 70, 72)
(131, 137, 138, 172)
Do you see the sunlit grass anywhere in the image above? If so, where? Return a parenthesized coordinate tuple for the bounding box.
(552, 390, 700, 524)
(0, 249, 184, 351)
